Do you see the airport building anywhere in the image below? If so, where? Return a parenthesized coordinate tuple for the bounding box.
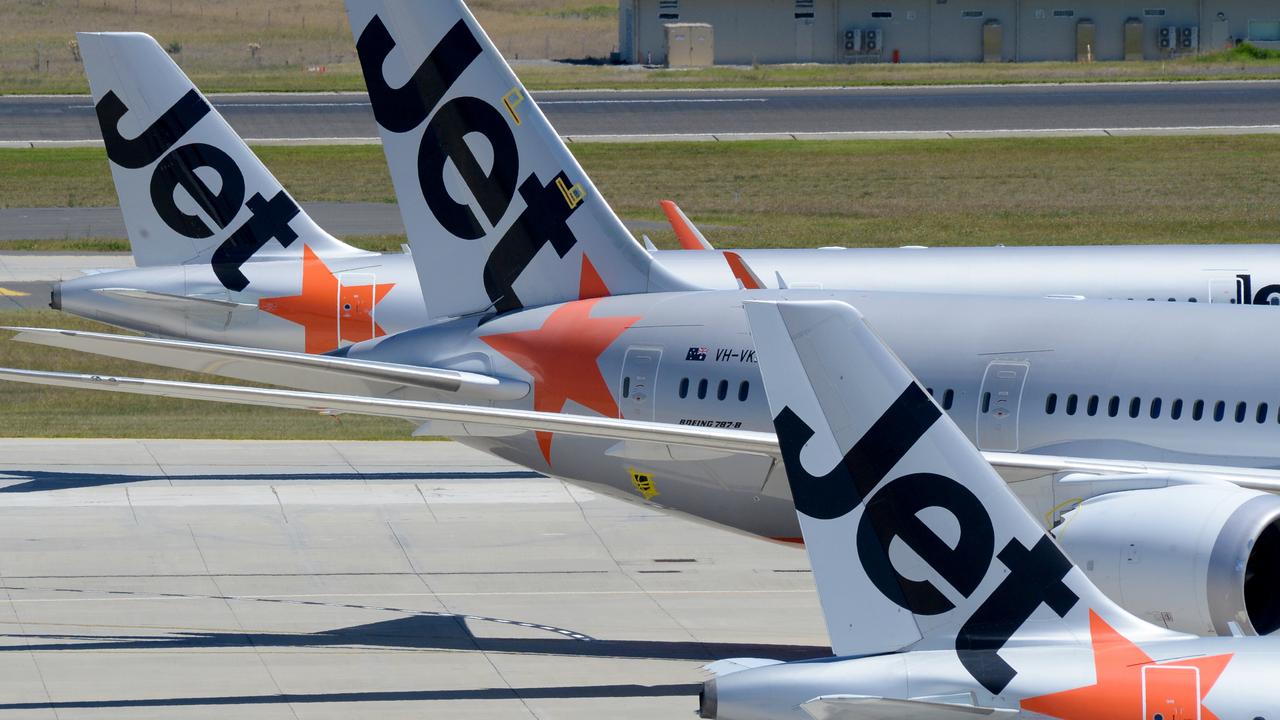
(617, 0, 1280, 65)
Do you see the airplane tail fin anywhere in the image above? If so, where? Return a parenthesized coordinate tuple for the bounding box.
(344, 0, 694, 320)
(743, 300, 1168, 693)
(78, 32, 366, 285)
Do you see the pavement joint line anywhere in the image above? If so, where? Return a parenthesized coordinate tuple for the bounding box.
(9, 124, 1280, 149)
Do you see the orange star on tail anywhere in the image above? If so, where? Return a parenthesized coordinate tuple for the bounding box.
(480, 298, 640, 465)
(259, 245, 394, 354)
(1021, 611, 1232, 720)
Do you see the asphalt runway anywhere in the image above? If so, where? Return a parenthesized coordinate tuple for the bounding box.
(4, 81, 1280, 143)
(0, 438, 825, 719)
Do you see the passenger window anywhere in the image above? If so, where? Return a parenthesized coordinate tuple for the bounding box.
(1188, 297, 1197, 302)
(697, 379, 708, 400)
(1150, 398, 1161, 419)
(1087, 395, 1099, 416)
(622, 376, 631, 399)
(717, 379, 728, 401)
(981, 392, 991, 413)
(1066, 394, 1078, 415)
(679, 377, 689, 399)
(1258, 403, 1270, 424)
(1128, 397, 1140, 419)
(1214, 401, 1226, 422)
(738, 381, 749, 402)
(1107, 396, 1120, 418)
(942, 389, 955, 410)
(927, 387, 935, 397)
(1170, 398, 1182, 420)
(1236, 401, 1247, 423)
(1193, 399, 1205, 421)
(1045, 393, 1058, 414)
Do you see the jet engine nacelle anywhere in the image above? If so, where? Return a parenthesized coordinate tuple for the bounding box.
(1055, 484, 1280, 636)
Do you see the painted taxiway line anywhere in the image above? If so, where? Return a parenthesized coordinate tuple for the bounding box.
(8, 124, 1280, 149)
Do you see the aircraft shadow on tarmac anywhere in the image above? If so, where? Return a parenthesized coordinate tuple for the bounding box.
(0, 469, 544, 492)
(0, 613, 828, 710)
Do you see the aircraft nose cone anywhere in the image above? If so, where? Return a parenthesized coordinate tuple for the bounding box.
(49, 282, 62, 310)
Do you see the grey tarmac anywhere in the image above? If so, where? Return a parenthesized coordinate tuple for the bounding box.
(0, 438, 825, 719)
(4, 81, 1280, 144)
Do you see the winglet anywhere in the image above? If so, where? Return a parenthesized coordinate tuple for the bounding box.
(660, 200, 714, 251)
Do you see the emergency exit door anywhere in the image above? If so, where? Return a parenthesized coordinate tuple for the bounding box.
(337, 272, 377, 346)
(796, 17, 815, 61)
(976, 361, 1029, 452)
(620, 347, 662, 420)
(1143, 665, 1200, 720)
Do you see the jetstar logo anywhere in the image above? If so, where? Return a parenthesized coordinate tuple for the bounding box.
(94, 89, 301, 292)
(774, 383, 1079, 695)
(1022, 611, 1232, 720)
(355, 15, 586, 315)
(258, 246, 395, 354)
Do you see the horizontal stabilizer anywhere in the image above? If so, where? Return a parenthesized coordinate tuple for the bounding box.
(801, 695, 1016, 720)
(4, 327, 527, 403)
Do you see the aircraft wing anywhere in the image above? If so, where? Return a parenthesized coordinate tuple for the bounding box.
(0, 368, 775, 456)
(2, 327, 528, 403)
(801, 695, 1016, 720)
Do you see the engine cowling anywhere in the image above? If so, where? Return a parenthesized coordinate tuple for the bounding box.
(1055, 483, 1280, 636)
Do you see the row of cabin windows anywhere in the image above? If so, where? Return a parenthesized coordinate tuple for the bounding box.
(678, 377, 751, 402)
(926, 387, 957, 411)
(1043, 393, 1278, 424)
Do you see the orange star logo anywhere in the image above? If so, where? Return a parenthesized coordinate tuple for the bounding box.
(258, 245, 395, 354)
(481, 298, 640, 465)
(1021, 611, 1232, 720)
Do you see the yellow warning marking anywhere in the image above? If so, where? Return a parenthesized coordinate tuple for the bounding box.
(0, 287, 29, 298)
(629, 467, 659, 501)
(1044, 496, 1083, 529)
(502, 86, 526, 125)
(556, 177, 585, 209)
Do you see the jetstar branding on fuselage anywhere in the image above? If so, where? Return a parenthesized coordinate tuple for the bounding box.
(774, 383, 1080, 695)
(355, 15, 585, 315)
(94, 90, 301, 292)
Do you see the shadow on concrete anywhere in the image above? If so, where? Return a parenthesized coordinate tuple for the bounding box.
(2, 613, 829, 663)
(0, 683, 704, 710)
(0, 469, 543, 493)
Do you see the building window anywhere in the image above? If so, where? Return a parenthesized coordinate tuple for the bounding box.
(679, 378, 689, 399)
(1144, 9, 1167, 17)
(961, 10, 984, 18)
(795, 0, 814, 19)
(658, 0, 679, 20)
(1248, 20, 1280, 42)
(1045, 393, 1058, 414)
(871, 11, 893, 18)
(1066, 394, 1078, 415)
(1053, 9, 1076, 17)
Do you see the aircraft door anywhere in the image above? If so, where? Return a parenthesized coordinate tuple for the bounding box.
(1208, 276, 1242, 304)
(337, 272, 377, 346)
(1142, 665, 1200, 720)
(620, 346, 662, 421)
(976, 361, 1028, 452)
